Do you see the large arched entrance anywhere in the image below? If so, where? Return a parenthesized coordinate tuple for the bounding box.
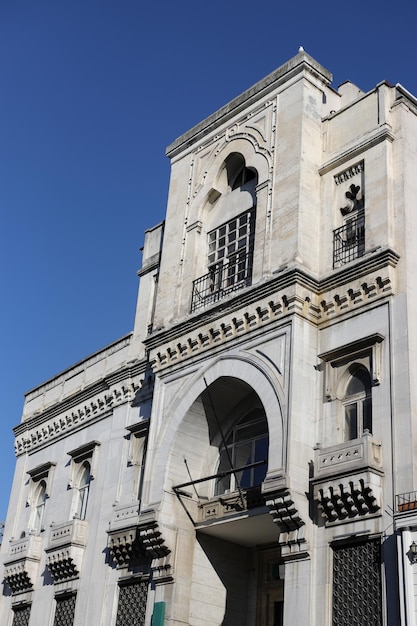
(166, 374, 284, 625)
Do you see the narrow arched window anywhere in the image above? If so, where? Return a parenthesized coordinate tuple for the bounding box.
(215, 410, 268, 496)
(34, 480, 47, 534)
(343, 366, 372, 441)
(75, 462, 91, 520)
(225, 153, 256, 190)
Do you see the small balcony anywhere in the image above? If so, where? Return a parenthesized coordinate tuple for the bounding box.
(396, 491, 417, 513)
(45, 519, 88, 583)
(333, 210, 365, 268)
(311, 433, 383, 524)
(191, 251, 252, 313)
(3, 534, 43, 594)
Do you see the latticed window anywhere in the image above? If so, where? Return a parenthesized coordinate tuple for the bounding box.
(191, 209, 255, 312)
(53, 594, 76, 626)
(12, 605, 31, 626)
(332, 538, 382, 625)
(116, 580, 148, 626)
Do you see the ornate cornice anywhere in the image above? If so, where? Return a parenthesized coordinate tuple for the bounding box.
(146, 248, 398, 373)
(14, 380, 140, 456)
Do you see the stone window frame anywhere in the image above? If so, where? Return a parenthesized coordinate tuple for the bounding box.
(26, 461, 56, 534)
(67, 441, 100, 520)
(318, 334, 383, 443)
(126, 420, 150, 502)
(11, 602, 31, 626)
(52, 590, 77, 626)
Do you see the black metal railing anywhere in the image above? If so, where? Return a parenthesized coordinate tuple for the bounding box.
(396, 490, 417, 512)
(191, 250, 253, 312)
(333, 210, 365, 268)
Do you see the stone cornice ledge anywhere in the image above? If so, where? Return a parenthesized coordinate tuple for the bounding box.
(145, 247, 398, 371)
(14, 358, 148, 437)
(166, 51, 331, 159)
(319, 124, 395, 176)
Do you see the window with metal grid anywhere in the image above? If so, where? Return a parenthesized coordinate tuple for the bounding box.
(53, 594, 76, 626)
(12, 605, 31, 626)
(116, 580, 148, 626)
(332, 538, 382, 625)
(191, 209, 255, 312)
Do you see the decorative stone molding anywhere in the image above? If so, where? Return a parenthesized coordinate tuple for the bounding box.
(45, 519, 88, 583)
(262, 475, 308, 558)
(311, 434, 383, 524)
(107, 508, 172, 581)
(317, 478, 380, 523)
(4, 535, 43, 594)
(318, 333, 384, 401)
(334, 161, 364, 186)
(198, 488, 264, 524)
(14, 382, 140, 456)
(147, 251, 396, 373)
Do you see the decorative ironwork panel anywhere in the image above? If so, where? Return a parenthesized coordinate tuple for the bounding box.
(332, 539, 382, 625)
(12, 606, 31, 626)
(116, 580, 148, 626)
(53, 594, 76, 626)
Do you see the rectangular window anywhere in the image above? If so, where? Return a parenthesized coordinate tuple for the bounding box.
(12, 605, 31, 626)
(191, 209, 255, 312)
(332, 538, 382, 625)
(116, 580, 148, 626)
(53, 594, 76, 626)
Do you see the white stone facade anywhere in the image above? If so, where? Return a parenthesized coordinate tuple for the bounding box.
(1, 50, 417, 625)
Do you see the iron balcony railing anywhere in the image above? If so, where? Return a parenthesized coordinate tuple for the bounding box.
(333, 210, 365, 268)
(191, 250, 253, 312)
(396, 490, 417, 513)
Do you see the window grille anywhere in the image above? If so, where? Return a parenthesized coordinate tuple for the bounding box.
(12, 606, 31, 626)
(332, 539, 382, 625)
(53, 594, 76, 626)
(116, 580, 148, 626)
(333, 209, 365, 268)
(191, 209, 255, 312)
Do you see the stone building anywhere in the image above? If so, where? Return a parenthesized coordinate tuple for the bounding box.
(1, 49, 417, 625)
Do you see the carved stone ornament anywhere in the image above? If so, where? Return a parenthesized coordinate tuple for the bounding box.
(262, 475, 308, 558)
(3, 535, 43, 594)
(107, 510, 172, 582)
(340, 183, 364, 216)
(45, 519, 88, 583)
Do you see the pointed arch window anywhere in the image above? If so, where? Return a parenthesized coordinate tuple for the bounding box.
(215, 410, 268, 496)
(75, 462, 91, 520)
(343, 366, 372, 441)
(33, 480, 47, 534)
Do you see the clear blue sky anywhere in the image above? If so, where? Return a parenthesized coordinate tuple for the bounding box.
(1, 0, 416, 521)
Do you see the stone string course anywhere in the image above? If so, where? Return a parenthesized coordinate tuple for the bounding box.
(153, 268, 393, 372)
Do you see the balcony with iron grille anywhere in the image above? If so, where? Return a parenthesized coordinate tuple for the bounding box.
(333, 210, 365, 268)
(396, 490, 417, 513)
(191, 251, 253, 313)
